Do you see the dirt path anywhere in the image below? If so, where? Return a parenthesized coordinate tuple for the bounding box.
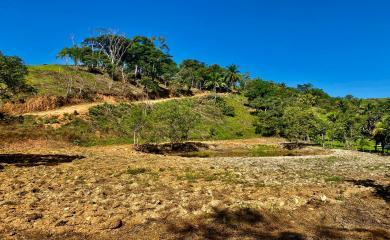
(25, 92, 215, 117)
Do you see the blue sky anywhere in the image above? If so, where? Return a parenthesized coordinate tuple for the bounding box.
(0, 0, 389, 98)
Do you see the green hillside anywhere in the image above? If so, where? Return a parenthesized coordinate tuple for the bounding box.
(26, 65, 142, 97)
(0, 94, 258, 146)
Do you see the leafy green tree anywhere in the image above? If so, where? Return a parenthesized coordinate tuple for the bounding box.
(57, 46, 85, 66)
(243, 79, 277, 100)
(254, 109, 284, 136)
(123, 36, 174, 83)
(148, 100, 200, 143)
(372, 114, 390, 153)
(0, 51, 28, 94)
(177, 59, 207, 89)
(282, 107, 319, 142)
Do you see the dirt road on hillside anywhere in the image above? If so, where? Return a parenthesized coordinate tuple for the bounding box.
(25, 93, 216, 117)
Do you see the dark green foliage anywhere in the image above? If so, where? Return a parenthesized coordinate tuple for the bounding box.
(58, 32, 245, 95)
(127, 167, 149, 175)
(245, 78, 389, 151)
(146, 100, 200, 143)
(214, 96, 235, 117)
(0, 51, 30, 96)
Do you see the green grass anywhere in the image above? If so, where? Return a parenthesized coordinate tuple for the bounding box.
(1, 90, 260, 147)
(177, 168, 243, 184)
(323, 139, 377, 151)
(179, 144, 318, 158)
(127, 167, 150, 175)
(191, 94, 257, 140)
(250, 145, 291, 157)
(25, 65, 131, 97)
(54, 94, 259, 146)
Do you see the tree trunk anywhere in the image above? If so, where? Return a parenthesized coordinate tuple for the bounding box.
(382, 142, 385, 154)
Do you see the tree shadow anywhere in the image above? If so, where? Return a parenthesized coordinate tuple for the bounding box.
(316, 226, 390, 240)
(281, 142, 319, 150)
(167, 207, 306, 240)
(135, 142, 209, 154)
(0, 229, 93, 240)
(346, 179, 390, 202)
(0, 154, 84, 168)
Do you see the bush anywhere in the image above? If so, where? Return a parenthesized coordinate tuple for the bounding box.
(213, 96, 235, 117)
(0, 52, 28, 93)
(146, 100, 200, 143)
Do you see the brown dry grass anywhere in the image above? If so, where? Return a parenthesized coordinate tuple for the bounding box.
(0, 96, 85, 115)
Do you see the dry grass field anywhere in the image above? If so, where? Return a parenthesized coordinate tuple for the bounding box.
(0, 138, 389, 240)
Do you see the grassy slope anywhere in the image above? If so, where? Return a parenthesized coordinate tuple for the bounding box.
(0, 94, 259, 146)
(104, 94, 256, 145)
(2, 65, 258, 146)
(26, 65, 141, 97)
(192, 94, 257, 140)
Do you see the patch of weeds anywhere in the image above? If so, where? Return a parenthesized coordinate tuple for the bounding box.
(254, 180, 266, 188)
(43, 116, 60, 124)
(148, 171, 160, 180)
(75, 175, 86, 184)
(363, 165, 388, 171)
(324, 156, 341, 163)
(204, 173, 219, 182)
(177, 168, 245, 184)
(217, 170, 245, 184)
(177, 169, 202, 182)
(335, 195, 345, 201)
(325, 175, 344, 183)
(127, 167, 150, 175)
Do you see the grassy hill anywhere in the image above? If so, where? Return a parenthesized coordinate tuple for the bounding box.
(1, 65, 147, 114)
(27, 65, 144, 97)
(0, 90, 258, 146)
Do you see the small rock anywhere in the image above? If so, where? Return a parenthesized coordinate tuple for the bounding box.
(209, 200, 221, 207)
(320, 195, 327, 202)
(26, 213, 43, 222)
(107, 218, 123, 229)
(55, 219, 68, 227)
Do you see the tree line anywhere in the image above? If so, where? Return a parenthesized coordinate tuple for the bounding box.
(243, 80, 390, 153)
(56, 29, 244, 96)
(0, 29, 389, 152)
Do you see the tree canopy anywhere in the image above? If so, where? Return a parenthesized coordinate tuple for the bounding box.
(0, 51, 29, 97)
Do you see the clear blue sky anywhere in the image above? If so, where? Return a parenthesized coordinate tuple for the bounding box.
(1, 0, 389, 98)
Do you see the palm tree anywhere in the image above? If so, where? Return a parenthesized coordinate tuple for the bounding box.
(224, 64, 241, 90)
(57, 46, 83, 66)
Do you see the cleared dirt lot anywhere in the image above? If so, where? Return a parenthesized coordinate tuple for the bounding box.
(0, 139, 389, 239)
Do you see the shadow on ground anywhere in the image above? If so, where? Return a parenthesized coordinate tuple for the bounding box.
(2, 207, 389, 239)
(167, 207, 306, 240)
(316, 226, 390, 240)
(347, 179, 390, 202)
(0, 154, 84, 168)
(167, 207, 390, 240)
